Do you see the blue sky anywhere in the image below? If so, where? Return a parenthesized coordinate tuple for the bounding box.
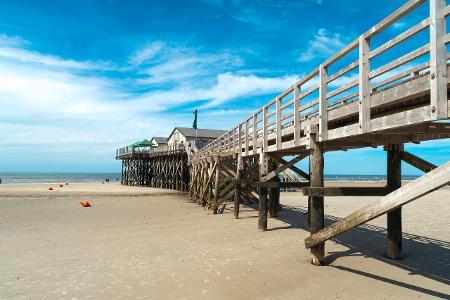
(0, 0, 448, 174)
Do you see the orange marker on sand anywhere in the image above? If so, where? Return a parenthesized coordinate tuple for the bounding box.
(80, 201, 91, 207)
(48, 187, 54, 191)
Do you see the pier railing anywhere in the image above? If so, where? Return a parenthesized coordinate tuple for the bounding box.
(195, 0, 449, 159)
(116, 143, 185, 159)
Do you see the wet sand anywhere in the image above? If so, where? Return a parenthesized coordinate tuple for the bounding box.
(0, 182, 449, 299)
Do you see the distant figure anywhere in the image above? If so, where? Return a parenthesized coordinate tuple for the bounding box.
(116, 178, 119, 182)
(65, 182, 69, 185)
(0, 178, 2, 184)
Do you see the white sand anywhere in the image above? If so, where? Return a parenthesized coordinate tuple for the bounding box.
(0, 182, 449, 299)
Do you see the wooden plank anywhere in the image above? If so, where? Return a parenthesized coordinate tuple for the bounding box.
(253, 114, 258, 154)
(299, 84, 319, 101)
(276, 97, 282, 150)
(359, 35, 371, 133)
(401, 151, 437, 173)
(371, 62, 429, 91)
(363, 0, 427, 39)
(261, 153, 307, 182)
(370, 18, 430, 59)
(319, 64, 328, 141)
(199, 161, 218, 204)
(326, 78, 358, 99)
(370, 44, 429, 80)
(430, 0, 448, 119)
(280, 181, 310, 188)
(269, 154, 310, 180)
(303, 187, 388, 197)
(304, 161, 450, 249)
(328, 60, 358, 84)
(323, 39, 359, 68)
(294, 85, 301, 146)
(263, 106, 268, 151)
(245, 119, 249, 155)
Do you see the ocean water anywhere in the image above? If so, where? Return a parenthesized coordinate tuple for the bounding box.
(0, 172, 419, 184)
(324, 174, 420, 181)
(0, 172, 121, 184)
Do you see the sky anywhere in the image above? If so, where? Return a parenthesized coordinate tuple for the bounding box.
(0, 0, 448, 174)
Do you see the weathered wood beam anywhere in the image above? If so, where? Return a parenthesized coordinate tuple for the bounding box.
(199, 161, 218, 205)
(430, 0, 448, 120)
(401, 151, 437, 173)
(305, 160, 450, 249)
(386, 144, 403, 259)
(303, 186, 388, 197)
(262, 153, 308, 182)
(309, 133, 325, 266)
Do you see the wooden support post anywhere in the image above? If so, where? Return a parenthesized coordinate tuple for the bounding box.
(258, 186, 268, 231)
(430, 0, 447, 120)
(269, 178, 280, 218)
(234, 155, 242, 219)
(259, 152, 269, 231)
(386, 144, 403, 259)
(213, 158, 220, 214)
(309, 133, 325, 266)
(359, 35, 371, 133)
(305, 161, 450, 249)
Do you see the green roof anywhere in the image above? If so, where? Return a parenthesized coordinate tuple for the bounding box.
(131, 139, 154, 148)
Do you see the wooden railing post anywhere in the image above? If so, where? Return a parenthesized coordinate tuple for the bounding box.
(294, 85, 301, 146)
(430, 0, 448, 120)
(276, 97, 282, 149)
(319, 65, 328, 141)
(359, 35, 371, 133)
(263, 106, 268, 152)
(253, 114, 258, 154)
(245, 119, 249, 155)
(238, 123, 242, 155)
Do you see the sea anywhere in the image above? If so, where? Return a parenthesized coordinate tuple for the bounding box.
(0, 172, 419, 184)
(0, 172, 121, 184)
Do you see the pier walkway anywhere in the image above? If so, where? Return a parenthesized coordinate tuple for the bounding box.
(117, 0, 450, 266)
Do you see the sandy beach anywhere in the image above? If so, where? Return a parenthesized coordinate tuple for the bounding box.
(0, 182, 449, 299)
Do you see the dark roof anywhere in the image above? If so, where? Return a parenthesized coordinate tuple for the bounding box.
(152, 137, 168, 144)
(170, 127, 227, 139)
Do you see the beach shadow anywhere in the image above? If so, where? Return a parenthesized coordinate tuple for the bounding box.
(275, 204, 450, 293)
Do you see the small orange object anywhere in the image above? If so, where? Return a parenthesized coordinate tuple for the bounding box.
(48, 187, 54, 191)
(80, 201, 91, 207)
(60, 184, 63, 188)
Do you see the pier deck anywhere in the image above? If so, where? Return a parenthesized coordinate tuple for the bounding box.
(117, 0, 450, 267)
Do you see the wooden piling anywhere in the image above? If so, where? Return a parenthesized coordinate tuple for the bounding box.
(258, 186, 268, 231)
(234, 178, 241, 219)
(213, 158, 220, 214)
(386, 144, 403, 259)
(309, 133, 325, 266)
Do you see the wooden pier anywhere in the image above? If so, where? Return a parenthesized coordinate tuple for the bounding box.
(117, 0, 450, 266)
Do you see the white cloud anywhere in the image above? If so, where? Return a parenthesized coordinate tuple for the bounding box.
(0, 39, 299, 157)
(0, 46, 113, 71)
(129, 42, 243, 86)
(298, 28, 347, 63)
(0, 34, 28, 47)
(128, 41, 165, 66)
